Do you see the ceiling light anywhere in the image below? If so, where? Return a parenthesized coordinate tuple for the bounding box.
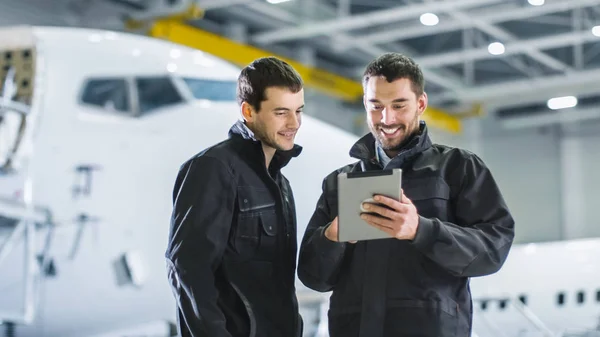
(528, 0, 544, 5)
(266, 0, 291, 3)
(592, 25, 600, 37)
(547, 96, 577, 110)
(420, 13, 439, 26)
(487, 42, 505, 55)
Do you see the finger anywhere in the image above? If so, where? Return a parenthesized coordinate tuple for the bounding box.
(360, 213, 394, 230)
(394, 203, 412, 214)
(400, 189, 413, 205)
(373, 194, 403, 210)
(363, 217, 396, 237)
(361, 203, 399, 220)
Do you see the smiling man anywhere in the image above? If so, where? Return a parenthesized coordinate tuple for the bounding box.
(165, 57, 305, 337)
(298, 53, 515, 337)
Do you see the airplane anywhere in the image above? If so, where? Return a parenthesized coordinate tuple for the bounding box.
(468, 237, 600, 337)
(0, 25, 361, 337)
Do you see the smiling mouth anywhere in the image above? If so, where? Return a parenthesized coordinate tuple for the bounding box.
(381, 127, 400, 135)
(378, 125, 404, 137)
(279, 131, 296, 138)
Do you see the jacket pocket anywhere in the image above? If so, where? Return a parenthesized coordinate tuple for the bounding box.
(230, 281, 258, 337)
(405, 176, 451, 221)
(385, 298, 458, 337)
(233, 186, 278, 260)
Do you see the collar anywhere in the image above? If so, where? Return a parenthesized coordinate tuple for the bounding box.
(375, 143, 392, 166)
(349, 120, 432, 168)
(228, 119, 303, 170)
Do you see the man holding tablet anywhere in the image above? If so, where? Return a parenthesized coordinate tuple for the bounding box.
(297, 53, 515, 337)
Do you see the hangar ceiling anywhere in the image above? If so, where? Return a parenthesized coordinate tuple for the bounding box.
(1, 0, 600, 123)
(192, 0, 600, 111)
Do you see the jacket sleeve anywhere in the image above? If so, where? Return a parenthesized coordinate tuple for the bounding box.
(297, 174, 349, 292)
(411, 153, 515, 278)
(165, 156, 236, 337)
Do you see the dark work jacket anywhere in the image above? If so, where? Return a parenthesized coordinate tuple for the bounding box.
(298, 121, 515, 337)
(165, 120, 303, 337)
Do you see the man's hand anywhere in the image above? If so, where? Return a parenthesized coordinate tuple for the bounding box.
(324, 216, 357, 244)
(360, 190, 419, 240)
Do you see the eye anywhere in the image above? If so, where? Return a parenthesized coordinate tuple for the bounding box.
(393, 105, 405, 110)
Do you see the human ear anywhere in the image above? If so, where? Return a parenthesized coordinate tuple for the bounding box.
(417, 92, 428, 116)
(241, 102, 255, 122)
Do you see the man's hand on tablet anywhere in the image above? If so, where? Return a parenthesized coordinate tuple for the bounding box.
(359, 189, 419, 241)
(325, 216, 357, 244)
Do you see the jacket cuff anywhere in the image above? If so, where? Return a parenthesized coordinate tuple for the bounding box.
(315, 224, 347, 260)
(411, 216, 439, 252)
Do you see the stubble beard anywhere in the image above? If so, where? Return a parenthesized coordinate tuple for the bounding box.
(252, 119, 285, 152)
(369, 111, 420, 153)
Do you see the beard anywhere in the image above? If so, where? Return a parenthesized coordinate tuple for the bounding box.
(251, 118, 286, 151)
(369, 110, 420, 153)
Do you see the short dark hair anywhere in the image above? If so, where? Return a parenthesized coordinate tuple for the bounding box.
(237, 57, 303, 111)
(362, 53, 425, 97)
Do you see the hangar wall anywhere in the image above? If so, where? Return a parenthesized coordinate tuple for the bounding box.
(467, 111, 600, 244)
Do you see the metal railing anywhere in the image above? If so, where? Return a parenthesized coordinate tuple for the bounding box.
(0, 196, 54, 325)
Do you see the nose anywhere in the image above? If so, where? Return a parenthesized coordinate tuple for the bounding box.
(381, 107, 395, 125)
(287, 112, 301, 129)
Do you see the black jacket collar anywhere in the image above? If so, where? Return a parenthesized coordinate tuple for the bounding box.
(228, 119, 302, 170)
(349, 121, 432, 169)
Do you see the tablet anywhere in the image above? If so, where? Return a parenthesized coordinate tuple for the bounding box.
(337, 169, 402, 242)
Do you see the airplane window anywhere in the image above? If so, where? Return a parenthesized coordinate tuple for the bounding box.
(518, 295, 527, 305)
(135, 77, 183, 113)
(480, 301, 488, 311)
(499, 299, 507, 310)
(577, 291, 585, 304)
(557, 292, 565, 306)
(80, 78, 130, 113)
(596, 290, 600, 302)
(181, 77, 237, 101)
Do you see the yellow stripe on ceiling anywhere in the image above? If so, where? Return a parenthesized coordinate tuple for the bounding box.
(148, 19, 462, 134)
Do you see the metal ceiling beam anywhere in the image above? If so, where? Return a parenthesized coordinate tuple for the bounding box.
(251, 0, 503, 44)
(446, 9, 572, 73)
(416, 29, 599, 68)
(351, 0, 600, 46)
(501, 106, 600, 130)
(245, 1, 466, 93)
(197, 0, 252, 10)
(441, 67, 600, 107)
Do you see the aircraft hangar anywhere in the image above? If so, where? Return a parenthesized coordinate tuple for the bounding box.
(1, 0, 600, 336)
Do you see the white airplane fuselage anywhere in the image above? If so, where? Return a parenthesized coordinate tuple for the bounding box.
(0, 26, 360, 337)
(469, 237, 600, 337)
